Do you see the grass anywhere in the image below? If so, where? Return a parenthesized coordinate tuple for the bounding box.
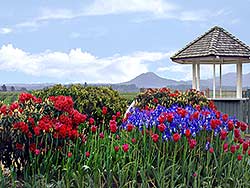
(119, 92, 138, 101)
(0, 92, 19, 104)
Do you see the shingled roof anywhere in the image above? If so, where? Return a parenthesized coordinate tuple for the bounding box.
(171, 26, 250, 63)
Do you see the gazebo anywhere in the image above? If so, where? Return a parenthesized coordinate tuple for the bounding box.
(171, 26, 250, 99)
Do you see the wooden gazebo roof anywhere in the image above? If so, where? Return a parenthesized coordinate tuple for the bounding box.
(171, 26, 250, 64)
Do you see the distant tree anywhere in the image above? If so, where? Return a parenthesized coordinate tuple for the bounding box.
(1, 84, 7, 92)
(20, 87, 27, 92)
(84, 82, 88, 87)
(10, 86, 15, 91)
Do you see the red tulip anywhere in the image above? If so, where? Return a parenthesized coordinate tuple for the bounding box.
(173, 133, 181, 142)
(237, 155, 242, 161)
(158, 123, 166, 132)
(85, 151, 90, 157)
(230, 145, 236, 153)
(102, 106, 107, 115)
(91, 125, 97, 133)
(127, 123, 134, 132)
(151, 134, 159, 143)
(220, 129, 227, 140)
(99, 132, 104, 139)
(67, 152, 72, 158)
(122, 144, 129, 152)
(209, 147, 214, 153)
(114, 146, 120, 152)
(185, 129, 191, 138)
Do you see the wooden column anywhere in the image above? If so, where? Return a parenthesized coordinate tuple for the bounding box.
(196, 63, 200, 91)
(236, 62, 242, 98)
(192, 63, 197, 89)
(213, 63, 216, 98)
(219, 63, 222, 98)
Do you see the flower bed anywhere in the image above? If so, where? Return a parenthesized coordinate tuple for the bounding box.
(0, 90, 250, 187)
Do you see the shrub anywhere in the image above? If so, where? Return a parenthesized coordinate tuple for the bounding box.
(32, 84, 128, 124)
(134, 88, 209, 109)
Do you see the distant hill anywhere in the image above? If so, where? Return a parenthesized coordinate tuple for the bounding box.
(121, 72, 186, 88)
(120, 72, 250, 90)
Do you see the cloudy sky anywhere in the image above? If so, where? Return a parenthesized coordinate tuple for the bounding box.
(0, 0, 250, 84)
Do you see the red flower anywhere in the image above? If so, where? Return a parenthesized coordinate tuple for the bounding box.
(153, 98, 159, 104)
(102, 106, 108, 115)
(209, 147, 214, 153)
(223, 143, 228, 152)
(114, 146, 120, 152)
(237, 155, 243, 161)
(173, 133, 181, 142)
(166, 113, 174, 122)
(234, 129, 241, 139)
(91, 125, 97, 133)
(127, 123, 134, 132)
(189, 139, 197, 149)
(33, 126, 41, 136)
(67, 152, 72, 158)
(243, 141, 248, 151)
(228, 120, 234, 131)
(193, 111, 199, 119)
(185, 129, 191, 138)
(116, 111, 121, 118)
(89, 118, 95, 125)
(99, 132, 104, 139)
(85, 151, 90, 158)
(29, 143, 36, 152)
(193, 173, 197, 177)
(116, 134, 120, 140)
(151, 134, 159, 143)
(158, 123, 166, 132)
(230, 145, 236, 153)
(16, 143, 24, 151)
(216, 111, 221, 119)
(122, 144, 129, 152)
(158, 115, 165, 124)
(109, 120, 117, 133)
(131, 138, 136, 143)
(35, 149, 40, 155)
(236, 144, 240, 150)
(210, 119, 218, 129)
(112, 115, 117, 121)
(248, 150, 250, 156)
(222, 114, 228, 122)
(220, 129, 227, 140)
(240, 123, 248, 132)
(0, 105, 7, 115)
(51, 96, 74, 112)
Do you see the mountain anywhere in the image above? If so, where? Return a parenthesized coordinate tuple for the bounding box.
(121, 72, 187, 88)
(120, 72, 250, 90)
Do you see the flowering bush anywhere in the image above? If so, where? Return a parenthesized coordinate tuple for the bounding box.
(32, 84, 128, 124)
(135, 88, 209, 109)
(0, 93, 87, 174)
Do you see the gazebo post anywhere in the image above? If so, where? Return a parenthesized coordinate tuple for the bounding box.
(197, 63, 200, 91)
(192, 63, 197, 89)
(236, 62, 242, 98)
(219, 62, 222, 98)
(213, 63, 216, 98)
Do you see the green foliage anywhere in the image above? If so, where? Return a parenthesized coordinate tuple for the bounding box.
(135, 88, 209, 109)
(32, 84, 128, 123)
(0, 92, 19, 105)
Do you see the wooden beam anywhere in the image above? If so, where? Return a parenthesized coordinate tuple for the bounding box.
(197, 63, 200, 91)
(219, 63, 222, 98)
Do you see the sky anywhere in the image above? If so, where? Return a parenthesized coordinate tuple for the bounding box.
(0, 0, 250, 84)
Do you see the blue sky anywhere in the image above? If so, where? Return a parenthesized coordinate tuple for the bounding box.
(0, 0, 250, 84)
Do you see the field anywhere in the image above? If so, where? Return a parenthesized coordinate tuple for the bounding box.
(0, 92, 19, 104)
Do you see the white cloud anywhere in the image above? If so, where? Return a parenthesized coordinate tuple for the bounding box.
(0, 44, 171, 83)
(84, 0, 176, 16)
(0, 28, 12, 34)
